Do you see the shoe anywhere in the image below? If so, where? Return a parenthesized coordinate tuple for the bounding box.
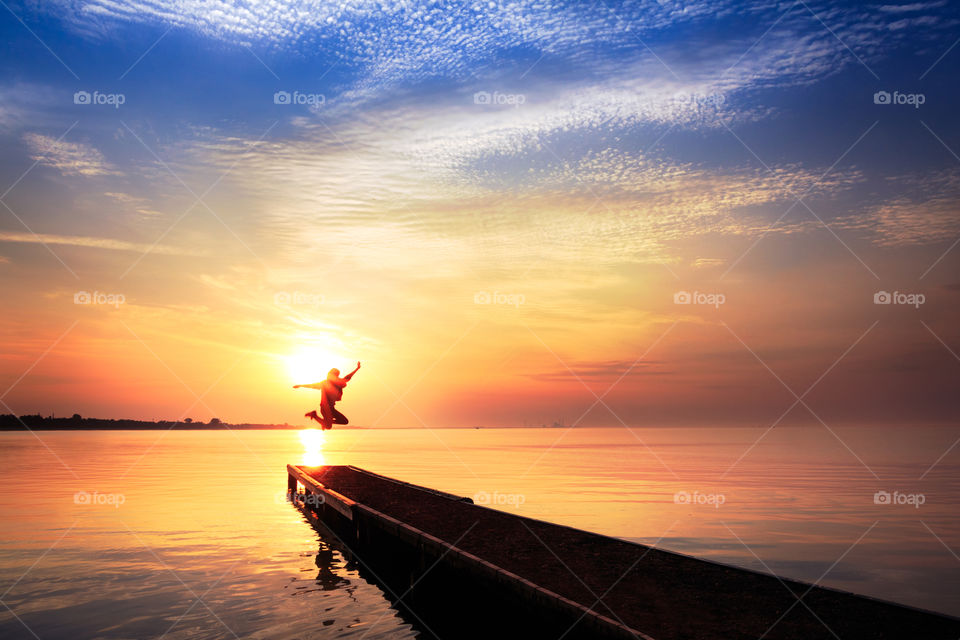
(305, 410, 319, 421)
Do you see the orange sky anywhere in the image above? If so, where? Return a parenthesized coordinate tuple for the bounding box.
(2, 222, 958, 428)
(2, 1, 960, 428)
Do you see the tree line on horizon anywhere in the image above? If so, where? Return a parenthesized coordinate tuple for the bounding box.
(0, 414, 293, 429)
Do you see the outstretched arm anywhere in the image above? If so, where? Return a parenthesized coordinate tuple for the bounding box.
(293, 382, 325, 390)
(344, 361, 361, 381)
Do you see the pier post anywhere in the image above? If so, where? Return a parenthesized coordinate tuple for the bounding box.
(287, 472, 297, 495)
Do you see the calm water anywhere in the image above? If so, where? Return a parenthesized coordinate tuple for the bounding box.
(0, 426, 958, 639)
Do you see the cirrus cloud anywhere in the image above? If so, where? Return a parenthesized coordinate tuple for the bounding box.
(23, 133, 117, 177)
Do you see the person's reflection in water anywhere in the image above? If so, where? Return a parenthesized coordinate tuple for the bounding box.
(314, 540, 352, 593)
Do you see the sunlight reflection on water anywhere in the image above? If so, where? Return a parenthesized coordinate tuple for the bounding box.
(300, 428, 326, 466)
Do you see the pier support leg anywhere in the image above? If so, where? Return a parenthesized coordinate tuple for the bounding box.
(288, 473, 297, 495)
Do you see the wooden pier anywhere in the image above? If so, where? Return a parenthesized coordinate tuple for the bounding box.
(287, 464, 960, 640)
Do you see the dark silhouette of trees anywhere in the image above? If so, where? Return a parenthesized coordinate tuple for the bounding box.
(0, 414, 291, 430)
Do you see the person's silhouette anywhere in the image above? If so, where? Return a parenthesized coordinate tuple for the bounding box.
(294, 362, 360, 430)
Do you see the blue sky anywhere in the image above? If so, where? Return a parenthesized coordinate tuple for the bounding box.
(4, 1, 958, 237)
(1, 1, 960, 426)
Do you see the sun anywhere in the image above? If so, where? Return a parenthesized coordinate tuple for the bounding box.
(285, 347, 342, 384)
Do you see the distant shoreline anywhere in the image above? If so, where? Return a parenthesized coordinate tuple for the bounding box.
(0, 414, 575, 430)
(0, 425, 299, 431)
(0, 414, 294, 431)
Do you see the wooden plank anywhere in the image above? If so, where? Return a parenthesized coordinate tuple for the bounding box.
(287, 464, 355, 521)
(351, 502, 650, 640)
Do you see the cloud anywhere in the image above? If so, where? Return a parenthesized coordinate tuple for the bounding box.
(878, 2, 947, 13)
(23, 133, 116, 176)
(836, 170, 960, 245)
(14, 0, 954, 290)
(103, 191, 162, 216)
(0, 230, 199, 255)
(59, 1, 716, 52)
(525, 359, 671, 383)
(691, 258, 727, 269)
(49, 0, 954, 93)
(852, 200, 959, 246)
(176, 110, 867, 283)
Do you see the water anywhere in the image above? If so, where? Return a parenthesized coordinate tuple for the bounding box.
(0, 426, 957, 639)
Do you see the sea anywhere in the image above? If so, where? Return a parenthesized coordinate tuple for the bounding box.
(0, 425, 957, 638)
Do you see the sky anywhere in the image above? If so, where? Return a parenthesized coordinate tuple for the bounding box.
(0, 0, 959, 428)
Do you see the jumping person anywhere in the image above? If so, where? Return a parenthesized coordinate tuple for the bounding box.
(294, 362, 360, 430)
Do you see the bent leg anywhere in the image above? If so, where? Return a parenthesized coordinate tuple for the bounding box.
(319, 401, 335, 430)
(330, 407, 349, 425)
